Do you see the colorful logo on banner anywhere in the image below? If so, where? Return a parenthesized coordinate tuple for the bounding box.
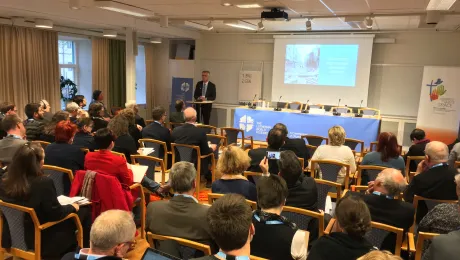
(171, 77, 193, 112)
(427, 78, 447, 101)
(239, 115, 254, 132)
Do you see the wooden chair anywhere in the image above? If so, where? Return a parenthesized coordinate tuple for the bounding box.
(331, 106, 353, 114)
(315, 179, 343, 213)
(344, 138, 365, 154)
(301, 135, 328, 147)
(129, 183, 146, 239)
(94, 150, 126, 160)
(0, 201, 83, 260)
(370, 141, 403, 155)
(131, 155, 168, 185)
(250, 256, 268, 260)
(207, 193, 257, 210)
(207, 134, 227, 161)
(358, 108, 381, 117)
(410, 195, 458, 233)
(281, 206, 325, 238)
(415, 232, 440, 260)
(196, 124, 217, 134)
(244, 171, 265, 186)
(405, 156, 425, 182)
(145, 119, 154, 125)
(365, 221, 404, 256)
(221, 127, 253, 150)
(31, 140, 50, 150)
(308, 104, 324, 110)
(287, 102, 303, 111)
(80, 148, 90, 154)
(306, 144, 317, 160)
(147, 232, 211, 258)
(42, 165, 74, 196)
(455, 161, 460, 169)
(310, 159, 351, 189)
(169, 122, 184, 131)
(355, 165, 387, 186)
(139, 138, 170, 169)
(171, 143, 216, 198)
(298, 157, 305, 170)
(350, 185, 368, 193)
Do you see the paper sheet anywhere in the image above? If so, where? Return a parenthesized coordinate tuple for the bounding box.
(130, 164, 148, 183)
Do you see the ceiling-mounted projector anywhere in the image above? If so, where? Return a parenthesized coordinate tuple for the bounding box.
(261, 8, 289, 21)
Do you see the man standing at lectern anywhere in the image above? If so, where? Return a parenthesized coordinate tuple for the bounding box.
(194, 70, 216, 125)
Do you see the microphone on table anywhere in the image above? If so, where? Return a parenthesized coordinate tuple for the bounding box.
(301, 99, 310, 113)
(333, 98, 341, 116)
(248, 94, 257, 109)
(274, 96, 283, 111)
(355, 99, 364, 117)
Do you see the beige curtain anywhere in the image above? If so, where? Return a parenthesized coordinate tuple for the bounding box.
(91, 37, 110, 109)
(0, 25, 60, 118)
(144, 43, 155, 118)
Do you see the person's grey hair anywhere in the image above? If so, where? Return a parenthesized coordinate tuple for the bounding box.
(125, 100, 137, 109)
(425, 141, 449, 163)
(90, 210, 136, 252)
(170, 162, 196, 193)
(66, 102, 79, 113)
(375, 169, 406, 197)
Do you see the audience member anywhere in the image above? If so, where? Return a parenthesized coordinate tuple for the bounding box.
(66, 102, 80, 123)
(90, 90, 110, 118)
(0, 102, 16, 139)
(147, 162, 216, 255)
(212, 145, 256, 201)
(88, 102, 108, 132)
(24, 102, 45, 141)
(141, 106, 171, 159)
(352, 168, 414, 253)
(448, 141, 460, 168)
(62, 210, 136, 260)
(191, 194, 254, 260)
(125, 100, 146, 127)
(273, 123, 311, 162)
(311, 125, 356, 185)
(248, 128, 284, 175)
(0, 142, 87, 258)
(85, 128, 163, 194)
(73, 95, 87, 109)
(171, 107, 216, 188)
(422, 200, 460, 260)
(107, 114, 137, 161)
(73, 118, 97, 151)
(358, 250, 402, 260)
(404, 128, 429, 172)
(40, 99, 53, 122)
(170, 100, 186, 123)
(361, 132, 405, 184)
(307, 196, 374, 260)
(0, 115, 27, 165)
(403, 141, 457, 223)
(40, 111, 70, 143)
(118, 108, 142, 149)
(251, 175, 308, 260)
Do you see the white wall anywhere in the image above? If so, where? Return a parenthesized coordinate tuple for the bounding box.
(195, 32, 460, 117)
(152, 39, 171, 111)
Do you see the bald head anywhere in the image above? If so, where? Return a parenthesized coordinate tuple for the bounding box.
(374, 168, 407, 197)
(425, 141, 448, 164)
(184, 107, 197, 123)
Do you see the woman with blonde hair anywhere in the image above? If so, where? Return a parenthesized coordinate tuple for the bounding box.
(357, 250, 402, 260)
(311, 125, 356, 185)
(211, 145, 257, 201)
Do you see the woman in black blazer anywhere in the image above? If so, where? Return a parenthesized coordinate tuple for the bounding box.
(0, 142, 90, 258)
(88, 103, 108, 132)
(73, 118, 97, 151)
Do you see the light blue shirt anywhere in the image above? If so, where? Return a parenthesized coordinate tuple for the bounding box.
(202, 82, 208, 97)
(174, 193, 198, 203)
(216, 251, 250, 260)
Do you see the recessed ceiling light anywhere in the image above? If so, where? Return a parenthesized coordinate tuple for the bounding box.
(426, 0, 457, 10)
(102, 29, 117, 37)
(365, 17, 373, 29)
(150, 37, 162, 44)
(207, 21, 214, 30)
(221, 0, 263, 8)
(181, 21, 213, 31)
(69, 0, 82, 10)
(95, 0, 154, 17)
(224, 20, 258, 30)
(35, 19, 53, 29)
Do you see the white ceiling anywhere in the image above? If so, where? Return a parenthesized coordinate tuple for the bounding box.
(0, 0, 460, 38)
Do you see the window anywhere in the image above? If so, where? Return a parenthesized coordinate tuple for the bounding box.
(58, 40, 77, 83)
(135, 45, 146, 105)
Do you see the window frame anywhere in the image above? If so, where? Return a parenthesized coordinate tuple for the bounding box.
(58, 40, 79, 86)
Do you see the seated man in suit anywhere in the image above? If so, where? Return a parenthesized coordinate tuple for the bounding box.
(171, 107, 216, 188)
(170, 100, 186, 123)
(353, 168, 414, 253)
(147, 161, 216, 256)
(141, 106, 171, 159)
(247, 128, 284, 175)
(404, 128, 430, 172)
(403, 141, 458, 223)
(273, 123, 310, 163)
(0, 114, 27, 166)
(0, 102, 17, 139)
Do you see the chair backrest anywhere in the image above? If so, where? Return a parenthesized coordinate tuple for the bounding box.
(331, 106, 352, 114)
(358, 108, 381, 117)
(147, 232, 211, 259)
(370, 141, 378, 152)
(94, 150, 126, 159)
(131, 155, 167, 184)
(43, 165, 74, 196)
(411, 195, 458, 232)
(301, 135, 328, 147)
(281, 206, 325, 238)
(208, 193, 257, 210)
(364, 221, 404, 256)
(169, 122, 184, 131)
(287, 102, 303, 110)
(405, 156, 425, 182)
(314, 179, 342, 212)
(243, 171, 264, 186)
(139, 138, 168, 163)
(415, 232, 440, 260)
(309, 104, 324, 109)
(455, 161, 460, 169)
(344, 138, 365, 153)
(207, 134, 226, 159)
(356, 165, 387, 186)
(196, 124, 217, 135)
(351, 185, 369, 193)
(311, 160, 351, 189)
(80, 148, 90, 154)
(306, 144, 317, 158)
(276, 102, 288, 109)
(171, 143, 202, 198)
(145, 119, 154, 125)
(221, 128, 243, 146)
(32, 140, 50, 150)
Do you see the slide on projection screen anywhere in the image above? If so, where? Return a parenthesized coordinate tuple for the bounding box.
(272, 35, 374, 107)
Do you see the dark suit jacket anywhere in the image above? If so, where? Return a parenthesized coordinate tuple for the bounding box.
(128, 124, 141, 149)
(112, 134, 138, 163)
(424, 230, 460, 260)
(169, 112, 185, 123)
(171, 124, 212, 156)
(248, 148, 279, 175)
(194, 81, 216, 101)
(73, 132, 97, 151)
(91, 117, 108, 132)
(282, 137, 311, 162)
(135, 114, 146, 128)
(142, 122, 171, 158)
(404, 139, 429, 172)
(0, 136, 27, 164)
(44, 143, 85, 173)
(146, 195, 216, 252)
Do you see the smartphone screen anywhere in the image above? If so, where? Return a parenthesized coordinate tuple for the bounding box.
(266, 151, 281, 160)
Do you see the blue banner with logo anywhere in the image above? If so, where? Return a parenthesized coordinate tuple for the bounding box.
(234, 108, 380, 152)
(171, 77, 193, 112)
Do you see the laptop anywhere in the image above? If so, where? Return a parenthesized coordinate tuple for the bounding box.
(140, 248, 182, 260)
